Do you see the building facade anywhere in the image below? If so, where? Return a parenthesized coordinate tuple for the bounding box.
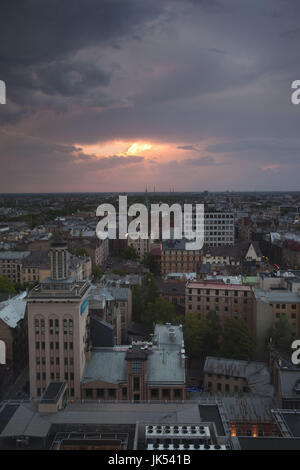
(26, 237, 91, 399)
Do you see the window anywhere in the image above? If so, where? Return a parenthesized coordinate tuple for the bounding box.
(108, 389, 116, 398)
(133, 377, 140, 391)
(162, 389, 170, 399)
(63, 319, 67, 335)
(97, 389, 104, 398)
(131, 361, 142, 374)
(122, 388, 127, 398)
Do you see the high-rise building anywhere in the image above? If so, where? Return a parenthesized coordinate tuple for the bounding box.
(26, 236, 91, 399)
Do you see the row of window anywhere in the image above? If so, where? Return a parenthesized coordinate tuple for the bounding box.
(207, 382, 247, 393)
(36, 356, 74, 365)
(36, 341, 73, 350)
(35, 318, 73, 335)
(189, 289, 248, 297)
(36, 372, 74, 381)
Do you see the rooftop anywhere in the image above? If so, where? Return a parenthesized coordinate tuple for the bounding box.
(0, 291, 27, 328)
(0, 251, 30, 260)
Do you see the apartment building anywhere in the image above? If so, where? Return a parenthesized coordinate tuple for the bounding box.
(185, 210, 235, 247)
(254, 288, 300, 338)
(185, 281, 255, 331)
(26, 237, 91, 399)
(22, 251, 51, 283)
(0, 251, 30, 283)
(161, 240, 201, 275)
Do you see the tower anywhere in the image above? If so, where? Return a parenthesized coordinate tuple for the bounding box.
(26, 236, 91, 400)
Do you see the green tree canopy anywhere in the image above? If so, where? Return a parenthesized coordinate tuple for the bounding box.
(270, 315, 295, 355)
(183, 311, 221, 360)
(142, 297, 175, 328)
(121, 245, 137, 260)
(142, 253, 159, 274)
(220, 318, 256, 361)
(92, 265, 103, 280)
(0, 276, 16, 295)
(75, 247, 88, 257)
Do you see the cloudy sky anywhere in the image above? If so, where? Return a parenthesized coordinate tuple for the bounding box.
(1, 0, 300, 192)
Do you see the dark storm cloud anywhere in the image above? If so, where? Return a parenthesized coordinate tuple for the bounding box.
(1, 0, 300, 190)
(0, 0, 165, 111)
(0, 0, 164, 65)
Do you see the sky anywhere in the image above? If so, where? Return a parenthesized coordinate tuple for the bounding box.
(0, 0, 300, 193)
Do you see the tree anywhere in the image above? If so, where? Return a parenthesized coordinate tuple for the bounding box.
(0, 276, 16, 295)
(270, 315, 295, 355)
(144, 273, 158, 304)
(132, 285, 145, 322)
(183, 311, 221, 360)
(121, 245, 137, 260)
(142, 253, 159, 274)
(142, 297, 175, 327)
(221, 318, 256, 360)
(92, 266, 103, 280)
(75, 247, 88, 257)
(112, 268, 127, 276)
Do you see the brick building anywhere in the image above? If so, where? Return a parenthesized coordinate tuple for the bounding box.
(185, 281, 255, 332)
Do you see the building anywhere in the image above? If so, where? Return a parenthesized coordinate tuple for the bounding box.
(26, 237, 91, 399)
(22, 251, 51, 284)
(127, 235, 150, 262)
(203, 356, 274, 395)
(202, 241, 262, 267)
(184, 210, 235, 247)
(185, 281, 255, 332)
(0, 292, 28, 377)
(0, 251, 30, 284)
(81, 324, 187, 402)
(161, 240, 201, 275)
(89, 286, 132, 344)
(0, 398, 230, 450)
(254, 288, 300, 339)
(158, 280, 186, 314)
